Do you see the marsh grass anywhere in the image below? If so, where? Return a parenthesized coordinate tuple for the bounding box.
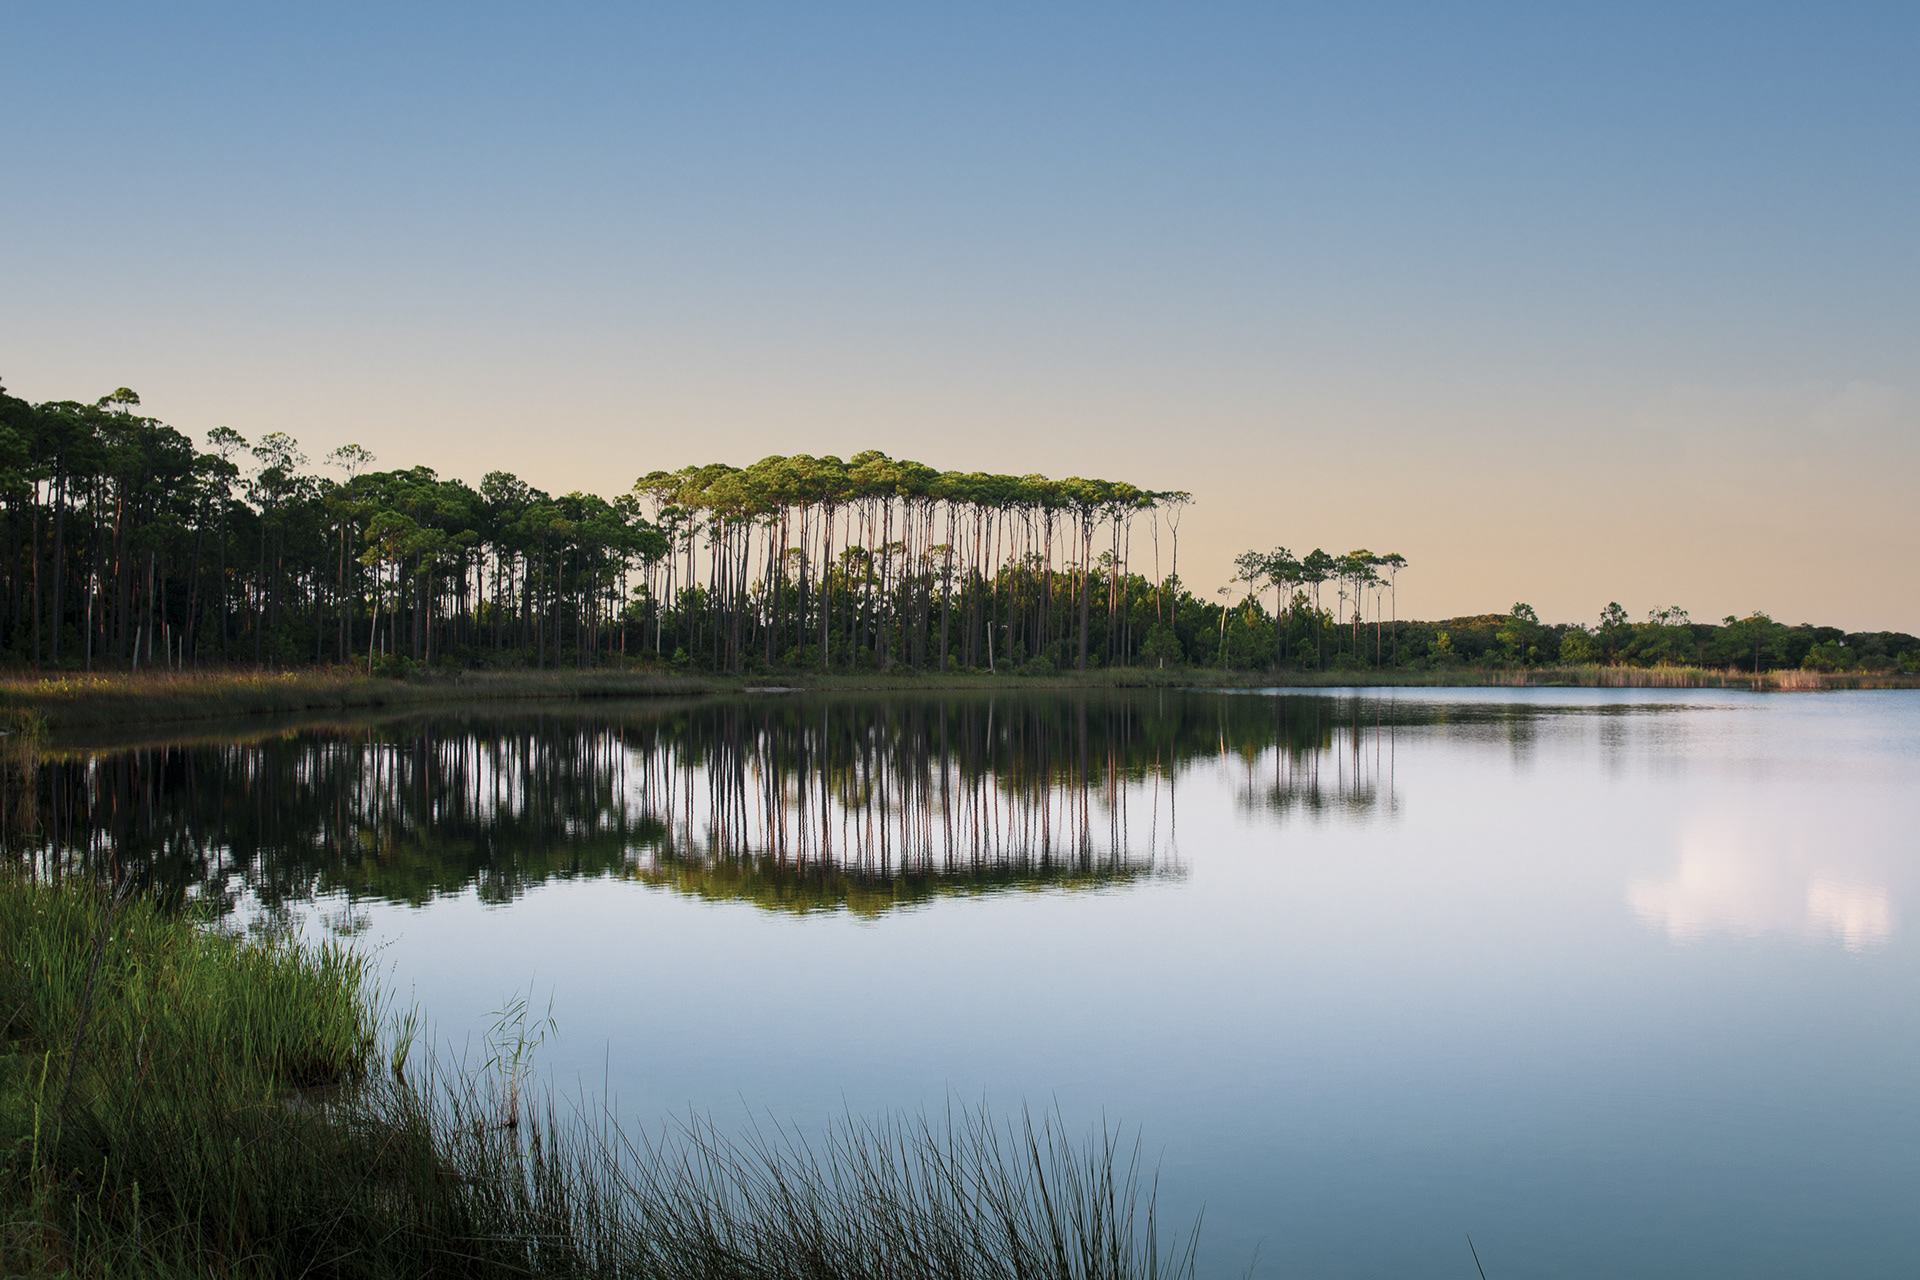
(1461, 663, 1917, 690)
(0, 875, 1197, 1279)
(1, 661, 1908, 735)
(0, 668, 730, 731)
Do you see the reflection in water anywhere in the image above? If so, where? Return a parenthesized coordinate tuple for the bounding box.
(5, 692, 1708, 918)
(1, 692, 1459, 917)
(622, 698, 1182, 915)
(1229, 717, 1399, 822)
(1627, 817, 1895, 950)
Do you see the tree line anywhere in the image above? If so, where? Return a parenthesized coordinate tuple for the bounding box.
(1223, 537, 1918, 672)
(0, 380, 1239, 675)
(4, 378, 1907, 677)
(0, 383, 669, 674)
(1404, 603, 1919, 674)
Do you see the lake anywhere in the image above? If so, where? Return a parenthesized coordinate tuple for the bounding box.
(12, 688, 1919, 1277)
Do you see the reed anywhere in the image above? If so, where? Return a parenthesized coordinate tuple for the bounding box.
(3, 662, 1910, 736)
(0, 668, 731, 731)
(1478, 664, 1920, 690)
(0, 875, 1196, 1279)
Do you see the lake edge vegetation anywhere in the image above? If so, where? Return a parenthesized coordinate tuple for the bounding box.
(3, 380, 1913, 691)
(0, 872, 1198, 1279)
(3, 659, 1916, 737)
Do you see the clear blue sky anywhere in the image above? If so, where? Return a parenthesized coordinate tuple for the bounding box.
(5, 2, 1916, 626)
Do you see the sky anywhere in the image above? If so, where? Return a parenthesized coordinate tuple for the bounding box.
(3, 2, 1916, 629)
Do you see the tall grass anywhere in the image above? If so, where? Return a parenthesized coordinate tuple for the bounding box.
(1466, 664, 1917, 690)
(2, 662, 1908, 734)
(0, 668, 731, 731)
(0, 875, 1196, 1279)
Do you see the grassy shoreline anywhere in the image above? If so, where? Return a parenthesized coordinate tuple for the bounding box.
(1, 875, 1195, 1279)
(1, 661, 1913, 734)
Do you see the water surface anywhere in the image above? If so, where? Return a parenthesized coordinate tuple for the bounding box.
(13, 689, 1919, 1277)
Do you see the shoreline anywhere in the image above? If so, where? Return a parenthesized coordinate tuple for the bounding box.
(1, 663, 1913, 734)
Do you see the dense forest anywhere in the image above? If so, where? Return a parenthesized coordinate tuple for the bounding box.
(2, 380, 1913, 676)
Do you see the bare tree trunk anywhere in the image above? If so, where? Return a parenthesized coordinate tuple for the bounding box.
(50, 465, 68, 666)
(938, 508, 953, 672)
(1077, 515, 1092, 672)
(30, 488, 41, 668)
(253, 519, 266, 666)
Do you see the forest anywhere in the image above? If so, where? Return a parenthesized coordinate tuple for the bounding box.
(2, 380, 1914, 677)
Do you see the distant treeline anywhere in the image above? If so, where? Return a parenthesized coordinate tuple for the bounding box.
(2, 380, 1909, 677)
(1308, 606, 1916, 675)
(1221, 547, 1920, 674)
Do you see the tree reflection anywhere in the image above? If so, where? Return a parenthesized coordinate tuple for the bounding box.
(0, 692, 1573, 916)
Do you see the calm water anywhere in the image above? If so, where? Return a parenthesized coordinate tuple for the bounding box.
(13, 689, 1920, 1277)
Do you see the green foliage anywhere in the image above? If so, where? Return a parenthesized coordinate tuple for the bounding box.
(0, 874, 389, 1273)
(1559, 628, 1596, 664)
(1496, 603, 1542, 664)
(1141, 623, 1182, 667)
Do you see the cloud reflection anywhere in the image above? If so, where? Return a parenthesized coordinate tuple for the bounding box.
(1628, 818, 1894, 950)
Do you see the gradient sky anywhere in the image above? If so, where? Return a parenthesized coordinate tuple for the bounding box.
(4, 3, 1916, 629)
